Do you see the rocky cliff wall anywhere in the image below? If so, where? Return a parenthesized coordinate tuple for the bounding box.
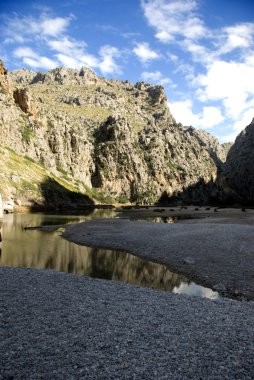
(0, 61, 230, 206)
(0, 193, 3, 218)
(224, 119, 254, 203)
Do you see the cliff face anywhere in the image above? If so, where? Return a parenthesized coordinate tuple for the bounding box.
(0, 61, 229, 206)
(224, 119, 254, 203)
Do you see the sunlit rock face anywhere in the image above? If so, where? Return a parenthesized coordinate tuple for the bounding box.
(224, 119, 254, 203)
(0, 60, 230, 206)
(0, 193, 3, 218)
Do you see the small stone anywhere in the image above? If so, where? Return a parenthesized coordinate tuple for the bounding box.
(11, 175, 20, 183)
(183, 257, 196, 265)
(213, 283, 226, 292)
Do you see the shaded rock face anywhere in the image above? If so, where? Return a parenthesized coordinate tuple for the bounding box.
(0, 59, 12, 96)
(13, 88, 39, 115)
(0, 61, 230, 205)
(224, 119, 254, 202)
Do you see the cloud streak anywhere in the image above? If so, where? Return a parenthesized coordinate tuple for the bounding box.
(2, 14, 71, 44)
(2, 12, 123, 76)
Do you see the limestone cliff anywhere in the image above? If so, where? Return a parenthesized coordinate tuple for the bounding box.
(0, 193, 3, 218)
(224, 119, 254, 203)
(0, 61, 229, 207)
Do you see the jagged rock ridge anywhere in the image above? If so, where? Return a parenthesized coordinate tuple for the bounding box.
(0, 60, 230, 207)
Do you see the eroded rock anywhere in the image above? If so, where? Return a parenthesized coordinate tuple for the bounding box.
(1, 60, 231, 205)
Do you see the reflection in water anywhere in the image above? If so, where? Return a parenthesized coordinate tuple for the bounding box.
(0, 212, 218, 298)
(173, 282, 218, 300)
(131, 216, 196, 223)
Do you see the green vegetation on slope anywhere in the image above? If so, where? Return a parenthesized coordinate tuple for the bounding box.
(0, 147, 113, 208)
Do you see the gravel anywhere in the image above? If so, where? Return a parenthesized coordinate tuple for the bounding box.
(62, 218, 254, 300)
(1, 267, 254, 379)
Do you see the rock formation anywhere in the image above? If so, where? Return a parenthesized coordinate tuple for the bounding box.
(0, 60, 231, 207)
(0, 193, 3, 218)
(224, 119, 254, 203)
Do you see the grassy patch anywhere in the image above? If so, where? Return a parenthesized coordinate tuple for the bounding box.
(21, 125, 34, 143)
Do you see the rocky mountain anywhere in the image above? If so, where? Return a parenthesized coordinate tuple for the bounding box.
(0, 59, 230, 209)
(224, 119, 254, 203)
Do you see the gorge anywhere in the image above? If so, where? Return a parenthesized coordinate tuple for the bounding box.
(0, 59, 253, 210)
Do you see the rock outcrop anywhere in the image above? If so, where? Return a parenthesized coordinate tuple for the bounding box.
(0, 193, 3, 218)
(0, 60, 12, 96)
(224, 119, 254, 203)
(13, 88, 39, 115)
(0, 61, 230, 207)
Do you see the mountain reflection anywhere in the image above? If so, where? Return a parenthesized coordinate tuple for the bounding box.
(0, 212, 219, 298)
(0, 212, 187, 291)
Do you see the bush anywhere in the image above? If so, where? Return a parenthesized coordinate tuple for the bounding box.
(21, 125, 33, 143)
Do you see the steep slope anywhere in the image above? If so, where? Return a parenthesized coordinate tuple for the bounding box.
(0, 146, 115, 210)
(224, 118, 254, 203)
(0, 60, 228, 207)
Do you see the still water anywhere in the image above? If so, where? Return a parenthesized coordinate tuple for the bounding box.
(0, 210, 218, 299)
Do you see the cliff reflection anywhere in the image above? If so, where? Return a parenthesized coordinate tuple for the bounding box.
(0, 212, 187, 291)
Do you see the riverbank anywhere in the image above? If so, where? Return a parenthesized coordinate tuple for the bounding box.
(118, 205, 254, 225)
(62, 211, 254, 300)
(1, 267, 254, 379)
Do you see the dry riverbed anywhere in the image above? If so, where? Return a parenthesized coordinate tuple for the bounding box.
(1, 267, 254, 379)
(2, 207, 254, 379)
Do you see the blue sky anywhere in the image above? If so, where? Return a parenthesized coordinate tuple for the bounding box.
(1, 0, 254, 142)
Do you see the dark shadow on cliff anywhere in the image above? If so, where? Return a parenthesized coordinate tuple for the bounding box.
(156, 175, 239, 207)
(30, 178, 95, 211)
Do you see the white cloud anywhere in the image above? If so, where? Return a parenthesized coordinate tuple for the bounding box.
(80, 53, 100, 69)
(48, 37, 99, 69)
(13, 46, 37, 59)
(199, 106, 224, 128)
(182, 41, 214, 64)
(170, 99, 224, 128)
(195, 60, 254, 119)
(55, 54, 79, 68)
(133, 42, 160, 63)
(99, 45, 122, 75)
(13, 46, 58, 70)
(3, 14, 71, 44)
(141, 0, 207, 43)
(2, 10, 123, 76)
(40, 17, 70, 36)
(141, 70, 172, 86)
(222, 104, 254, 143)
(170, 100, 196, 125)
(23, 56, 58, 70)
(49, 41, 122, 75)
(48, 37, 86, 54)
(217, 23, 254, 56)
(168, 53, 178, 62)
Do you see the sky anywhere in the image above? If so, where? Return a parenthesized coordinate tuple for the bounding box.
(1, 0, 254, 143)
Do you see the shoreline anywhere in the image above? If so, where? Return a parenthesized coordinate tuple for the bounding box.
(62, 212, 254, 300)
